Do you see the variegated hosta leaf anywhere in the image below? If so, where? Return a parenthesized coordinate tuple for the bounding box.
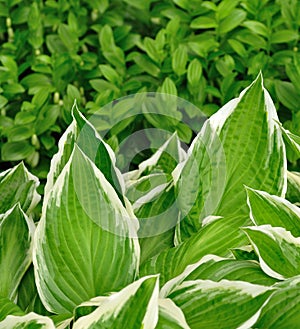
(45, 102, 124, 203)
(73, 275, 159, 329)
(255, 276, 300, 329)
(0, 313, 55, 329)
(279, 124, 300, 159)
(17, 266, 50, 315)
(33, 145, 140, 314)
(286, 171, 300, 204)
(0, 162, 40, 214)
(168, 279, 272, 329)
(176, 73, 286, 239)
(183, 257, 276, 286)
(140, 215, 248, 286)
(243, 225, 300, 279)
(0, 297, 24, 321)
(156, 298, 190, 329)
(136, 184, 177, 265)
(231, 245, 259, 261)
(246, 187, 300, 236)
(0, 204, 35, 300)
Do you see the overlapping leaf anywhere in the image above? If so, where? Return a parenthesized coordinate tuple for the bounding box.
(0, 204, 35, 300)
(33, 145, 139, 314)
(45, 102, 124, 203)
(176, 73, 286, 238)
(168, 279, 272, 329)
(286, 171, 300, 204)
(244, 225, 300, 279)
(73, 276, 159, 329)
(0, 313, 55, 329)
(140, 215, 248, 286)
(0, 163, 40, 214)
(255, 276, 300, 328)
(0, 298, 24, 321)
(246, 187, 300, 236)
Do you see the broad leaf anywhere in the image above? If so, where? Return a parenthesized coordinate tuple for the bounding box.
(183, 257, 276, 286)
(168, 279, 272, 329)
(177, 73, 286, 238)
(255, 276, 300, 328)
(156, 298, 190, 329)
(279, 125, 300, 159)
(0, 162, 40, 214)
(0, 297, 24, 321)
(0, 204, 35, 299)
(0, 313, 55, 329)
(244, 225, 300, 279)
(246, 187, 300, 236)
(72, 275, 159, 329)
(140, 215, 248, 286)
(34, 145, 139, 314)
(45, 102, 124, 203)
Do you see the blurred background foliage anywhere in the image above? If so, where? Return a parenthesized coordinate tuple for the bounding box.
(0, 0, 299, 182)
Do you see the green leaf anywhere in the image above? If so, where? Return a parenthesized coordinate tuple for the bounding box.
(34, 145, 139, 314)
(160, 78, 177, 96)
(99, 64, 121, 84)
(183, 256, 277, 286)
(275, 80, 300, 111)
(0, 95, 8, 109)
(0, 313, 55, 328)
(0, 204, 35, 300)
(227, 39, 247, 57)
(218, 9, 247, 34)
(17, 266, 50, 315)
(72, 276, 159, 329)
(187, 59, 202, 88)
(242, 20, 268, 37)
(0, 162, 40, 214)
(172, 45, 187, 76)
(45, 102, 125, 204)
(190, 16, 217, 29)
(140, 215, 248, 286)
(279, 125, 300, 159)
(176, 73, 286, 238)
(286, 171, 300, 204)
(244, 225, 300, 279)
(255, 276, 300, 328)
(156, 299, 190, 329)
(1, 141, 35, 161)
(271, 30, 299, 44)
(246, 187, 300, 236)
(168, 279, 272, 329)
(0, 297, 24, 321)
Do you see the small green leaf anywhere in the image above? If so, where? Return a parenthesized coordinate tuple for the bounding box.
(187, 59, 202, 88)
(172, 45, 187, 76)
(286, 171, 300, 204)
(271, 30, 299, 44)
(190, 16, 217, 29)
(218, 9, 247, 34)
(243, 20, 268, 37)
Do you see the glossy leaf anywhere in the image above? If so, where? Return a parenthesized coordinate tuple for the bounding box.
(34, 145, 139, 314)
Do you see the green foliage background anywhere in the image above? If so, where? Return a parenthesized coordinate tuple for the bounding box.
(0, 0, 299, 177)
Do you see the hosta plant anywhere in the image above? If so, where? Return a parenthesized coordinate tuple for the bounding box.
(1, 73, 300, 328)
